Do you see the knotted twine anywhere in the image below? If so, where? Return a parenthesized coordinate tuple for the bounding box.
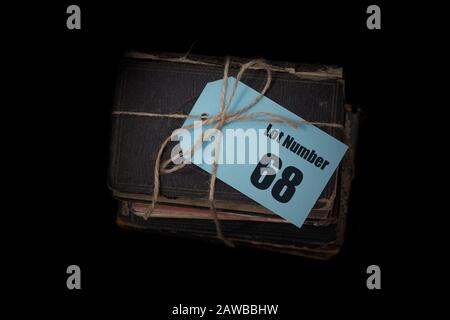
(113, 56, 344, 247)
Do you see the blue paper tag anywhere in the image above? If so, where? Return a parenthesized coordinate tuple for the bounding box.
(178, 77, 348, 228)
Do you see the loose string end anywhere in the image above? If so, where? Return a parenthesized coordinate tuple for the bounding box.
(221, 237, 235, 248)
(142, 202, 155, 220)
(209, 203, 235, 248)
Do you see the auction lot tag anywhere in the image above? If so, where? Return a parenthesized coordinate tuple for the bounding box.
(179, 78, 348, 228)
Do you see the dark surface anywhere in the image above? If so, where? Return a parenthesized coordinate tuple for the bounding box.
(8, 0, 424, 317)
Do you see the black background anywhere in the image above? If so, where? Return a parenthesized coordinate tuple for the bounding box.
(9, 0, 422, 316)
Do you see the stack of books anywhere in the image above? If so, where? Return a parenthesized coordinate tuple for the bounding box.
(109, 52, 358, 259)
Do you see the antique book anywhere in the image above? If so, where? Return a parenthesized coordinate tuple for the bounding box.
(108, 51, 358, 259)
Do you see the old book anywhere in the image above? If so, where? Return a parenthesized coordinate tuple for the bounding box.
(109, 51, 357, 259)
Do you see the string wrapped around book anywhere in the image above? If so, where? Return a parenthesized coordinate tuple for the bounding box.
(113, 55, 344, 247)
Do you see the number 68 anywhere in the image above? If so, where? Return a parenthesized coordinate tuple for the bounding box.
(250, 153, 303, 203)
